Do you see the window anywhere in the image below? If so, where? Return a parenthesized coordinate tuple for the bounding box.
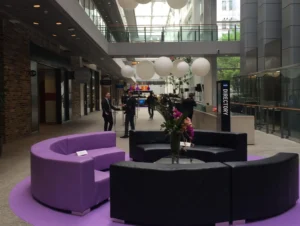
(222, 1, 226, 10)
(79, 0, 84, 8)
(229, 0, 233, 10)
(222, 23, 227, 30)
(89, 1, 94, 22)
(84, 0, 90, 16)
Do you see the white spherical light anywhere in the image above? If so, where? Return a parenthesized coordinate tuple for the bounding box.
(136, 61, 155, 80)
(167, 0, 188, 9)
(172, 59, 184, 77)
(121, 65, 135, 78)
(176, 61, 189, 78)
(191, 58, 211, 77)
(154, 57, 173, 77)
(118, 0, 138, 9)
(136, 0, 152, 4)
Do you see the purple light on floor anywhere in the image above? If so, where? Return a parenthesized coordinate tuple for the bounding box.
(9, 155, 300, 226)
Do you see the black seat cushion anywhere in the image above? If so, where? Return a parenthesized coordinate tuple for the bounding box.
(110, 161, 231, 226)
(184, 145, 236, 162)
(226, 153, 299, 222)
(135, 144, 171, 162)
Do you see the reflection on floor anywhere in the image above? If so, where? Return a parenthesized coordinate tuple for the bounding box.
(1, 108, 300, 225)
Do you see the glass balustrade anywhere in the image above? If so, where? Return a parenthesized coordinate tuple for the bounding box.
(104, 24, 240, 43)
(78, 0, 240, 44)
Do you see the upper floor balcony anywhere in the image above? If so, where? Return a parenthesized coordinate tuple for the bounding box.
(105, 24, 241, 57)
(102, 23, 240, 43)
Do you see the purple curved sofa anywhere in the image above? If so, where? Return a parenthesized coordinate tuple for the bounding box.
(30, 132, 125, 215)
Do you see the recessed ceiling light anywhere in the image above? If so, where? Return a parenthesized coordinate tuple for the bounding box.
(33, 22, 39, 25)
(56, 22, 62, 25)
(71, 34, 76, 37)
(68, 28, 75, 31)
(52, 34, 57, 37)
(33, 4, 40, 8)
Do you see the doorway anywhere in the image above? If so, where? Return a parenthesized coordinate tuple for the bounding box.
(38, 65, 57, 124)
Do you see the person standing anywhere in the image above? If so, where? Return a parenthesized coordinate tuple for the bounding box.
(182, 93, 197, 121)
(146, 92, 155, 119)
(121, 91, 136, 138)
(101, 92, 120, 131)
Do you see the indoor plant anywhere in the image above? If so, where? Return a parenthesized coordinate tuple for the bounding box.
(160, 106, 194, 164)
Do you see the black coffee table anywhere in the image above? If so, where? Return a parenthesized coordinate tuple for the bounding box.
(155, 157, 204, 164)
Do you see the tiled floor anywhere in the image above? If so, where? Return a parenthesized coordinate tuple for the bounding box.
(0, 108, 300, 225)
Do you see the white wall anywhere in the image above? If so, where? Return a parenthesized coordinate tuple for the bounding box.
(150, 85, 165, 95)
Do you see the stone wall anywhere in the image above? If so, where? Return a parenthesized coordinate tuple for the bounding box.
(1, 19, 31, 142)
(72, 80, 81, 120)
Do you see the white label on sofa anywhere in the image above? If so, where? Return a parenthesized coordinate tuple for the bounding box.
(180, 142, 191, 147)
(76, 150, 88, 156)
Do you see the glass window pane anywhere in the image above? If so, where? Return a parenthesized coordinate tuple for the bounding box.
(79, 0, 84, 8)
(85, 0, 90, 16)
(229, 0, 233, 10)
(136, 17, 151, 26)
(94, 10, 99, 26)
(222, 1, 226, 10)
(90, 1, 94, 21)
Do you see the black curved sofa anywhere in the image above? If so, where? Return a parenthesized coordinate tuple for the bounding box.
(110, 153, 299, 226)
(226, 152, 299, 223)
(129, 130, 247, 163)
(110, 161, 231, 226)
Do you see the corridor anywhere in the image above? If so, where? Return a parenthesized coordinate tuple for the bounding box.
(1, 108, 300, 225)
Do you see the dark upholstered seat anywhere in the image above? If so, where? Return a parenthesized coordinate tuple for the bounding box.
(225, 153, 299, 222)
(110, 161, 231, 226)
(135, 144, 170, 163)
(110, 153, 299, 225)
(130, 130, 247, 163)
(184, 145, 235, 162)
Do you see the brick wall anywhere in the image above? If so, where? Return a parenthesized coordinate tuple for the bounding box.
(72, 80, 81, 120)
(0, 18, 83, 143)
(1, 19, 31, 142)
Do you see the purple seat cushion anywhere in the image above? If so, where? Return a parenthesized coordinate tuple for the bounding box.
(94, 170, 110, 205)
(94, 170, 110, 183)
(67, 133, 116, 154)
(50, 139, 69, 155)
(88, 147, 125, 171)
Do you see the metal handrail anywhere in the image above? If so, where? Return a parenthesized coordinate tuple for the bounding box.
(231, 102, 300, 112)
(231, 102, 300, 141)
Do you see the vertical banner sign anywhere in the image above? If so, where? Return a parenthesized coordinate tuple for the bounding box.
(217, 80, 231, 132)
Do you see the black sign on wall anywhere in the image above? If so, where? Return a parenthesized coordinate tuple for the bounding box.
(217, 80, 231, 132)
(100, 80, 112, 85)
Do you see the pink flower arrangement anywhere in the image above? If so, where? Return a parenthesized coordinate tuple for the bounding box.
(173, 108, 182, 118)
(172, 108, 194, 140)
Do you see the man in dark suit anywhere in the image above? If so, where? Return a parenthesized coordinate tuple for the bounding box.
(146, 92, 155, 119)
(182, 93, 197, 121)
(101, 92, 120, 131)
(121, 91, 136, 138)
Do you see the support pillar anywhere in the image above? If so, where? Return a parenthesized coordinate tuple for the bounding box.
(240, 0, 258, 75)
(257, 0, 281, 70)
(282, 0, 300, 66)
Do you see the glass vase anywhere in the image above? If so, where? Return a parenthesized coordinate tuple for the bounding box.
(170, 131, 181, 164)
